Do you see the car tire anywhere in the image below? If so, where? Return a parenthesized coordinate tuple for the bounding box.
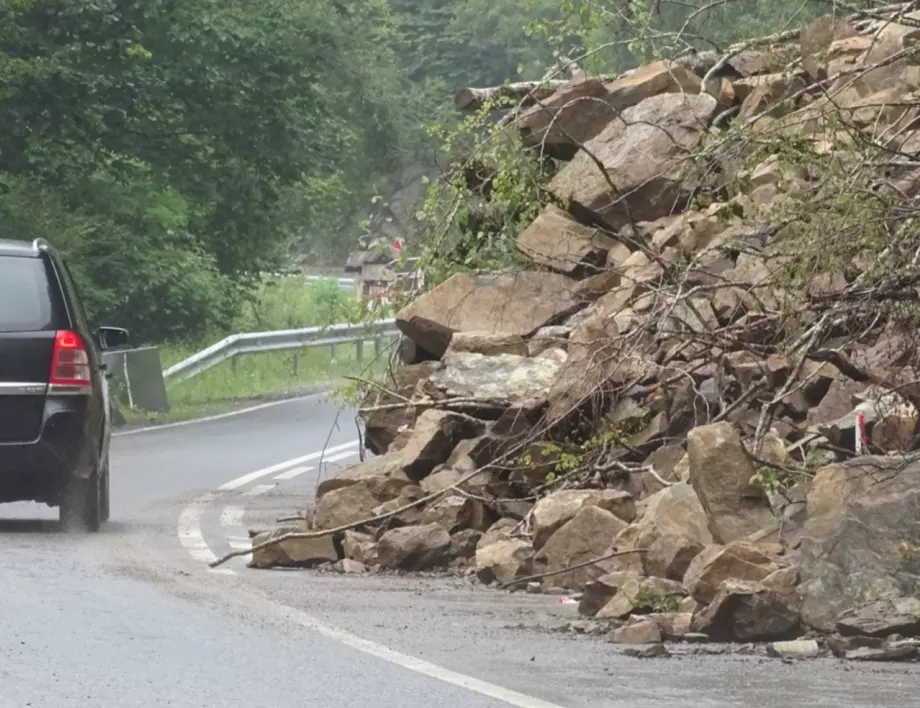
(60, 471, 101, 533)
(99, 458, 110, 524)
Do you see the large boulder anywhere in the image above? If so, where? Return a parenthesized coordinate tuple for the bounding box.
(516, 204, 615, 275)
(687, 422, 775, 544)
(604, 60, 702, 112)
(798, 457, 920, 631)
(548, 92, 718, 230)
(532, 489, 636, 550)
(376, 523, 451, 570)
(393, 409, 485, 481)
(596, 576, 685, 619)
(359, 361, 441, 455)
(429, 348, 568, 407)
(517, 77, 616, 159)
(315, 452, 410, 499)
(395, 271, 581, 358)
(516, 61, 702, 160)
(534, 506, 628, 589)
(248, 525, 339, 569)
(683, 541, 780, 605)
(475, 538, 534, 585)
(633, 483, 714, 550)
(691, 579, 801, 642)
(313, 476, 413, 530)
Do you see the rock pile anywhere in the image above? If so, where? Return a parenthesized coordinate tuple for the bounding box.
(243, 6, 920, 659)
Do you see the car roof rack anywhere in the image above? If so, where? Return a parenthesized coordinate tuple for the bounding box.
(32, 238, 50, 252)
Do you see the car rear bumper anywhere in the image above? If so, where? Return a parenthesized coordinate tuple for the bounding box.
(0, 398, 90, 479)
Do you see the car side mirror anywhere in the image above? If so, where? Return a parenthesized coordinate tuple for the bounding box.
(97, 326, 130, 350)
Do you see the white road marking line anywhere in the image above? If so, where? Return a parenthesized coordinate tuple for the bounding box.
(218, 439, 358, 491)
(177, 493, 236, 576)
(219, 505, 246, 528)
(228, 537, 252, 551)
(273, 464, 312, 481)
(243, 483, 276, 497)
(277, 604, 565, 708)
(272, 447, 359, 482)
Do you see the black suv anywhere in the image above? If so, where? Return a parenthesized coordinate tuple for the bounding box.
(0, 238, 128, 531)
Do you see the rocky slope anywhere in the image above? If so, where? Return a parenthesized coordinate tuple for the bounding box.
(237, 6, 920, 661)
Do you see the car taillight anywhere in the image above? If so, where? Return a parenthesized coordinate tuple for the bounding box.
(50, 329, 91, 385)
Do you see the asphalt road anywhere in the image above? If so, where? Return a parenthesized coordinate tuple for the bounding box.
(0, 393, 918, 708)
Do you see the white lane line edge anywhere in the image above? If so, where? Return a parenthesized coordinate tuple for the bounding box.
(177, 493, 235, 576)
(279, 604, 566, 708)
(218, 439, 358, 491)
(243, 484, 276, 497)
(273, 464, 312, 481)
(180, 448, 566, 708)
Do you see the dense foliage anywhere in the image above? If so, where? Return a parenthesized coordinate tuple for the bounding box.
(0, 0, 868, 341)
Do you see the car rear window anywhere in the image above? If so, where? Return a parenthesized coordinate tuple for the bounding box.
(0, 255, 67, 333)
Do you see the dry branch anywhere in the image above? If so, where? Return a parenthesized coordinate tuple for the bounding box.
(454, 81, 569, 111)
(497, 548, 648, 589)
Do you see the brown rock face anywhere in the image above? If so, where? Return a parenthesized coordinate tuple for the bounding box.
(376, 523, 451, 570)
(446, 331, 528, 357)
(798, 457, 920, 631)
(609, 619, 663, 645)
(836, 597, 920, 638)
(249, 525, 339, 569)
(475, 538, 534, 585)
(516, 204, 615, 275)
(691, 579, 801, 642)
(633, 483, 714, 550)
(315, 453, 411, 500)
(548, 93, 718, 230)
(531, 489, 635, 550)
(314, 476, 413, 531)
(535, 506, 628, 589)
(360, 361, 441, 455)
(395, 271, 580, 358)
(604, 60, 702, 112)
(517, 77, 616, 159)
(394, 409, 485, 481)
(683, 541, 779, 605)
(645, 534, 704, 581)
(687, 422, 775, 543)
(596, 576, 685, 619)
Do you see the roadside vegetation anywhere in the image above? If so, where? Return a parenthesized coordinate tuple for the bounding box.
(122, 277, 392, 424)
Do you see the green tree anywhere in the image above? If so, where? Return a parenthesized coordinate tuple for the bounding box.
(0, 0, 405, 340)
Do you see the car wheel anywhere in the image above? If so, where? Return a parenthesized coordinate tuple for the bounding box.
(59, 471, 101, 533)
(99, 458, 110, 524)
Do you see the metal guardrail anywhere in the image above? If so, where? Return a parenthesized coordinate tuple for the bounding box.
(162, 319, 400, 384)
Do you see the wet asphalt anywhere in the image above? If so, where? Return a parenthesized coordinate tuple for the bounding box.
(0, 394, 916, 708)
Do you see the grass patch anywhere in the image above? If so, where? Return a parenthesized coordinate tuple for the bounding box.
(116, 276, 395, 424)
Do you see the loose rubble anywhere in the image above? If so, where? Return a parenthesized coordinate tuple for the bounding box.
(235, 5, 920, 662)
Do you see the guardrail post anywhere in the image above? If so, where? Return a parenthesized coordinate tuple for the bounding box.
(292, 349, 300, 376)
(356, 339, 364, 362)
(230, 355, 238, 375)
(373, 337, 381, 358)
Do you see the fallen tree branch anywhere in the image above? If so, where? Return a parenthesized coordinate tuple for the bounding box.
(358, 395, 510, 412)
(454, 81, 569, 111)
(497, 548, 648, 590)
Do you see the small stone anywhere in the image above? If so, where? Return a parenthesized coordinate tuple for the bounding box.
(339, 559, 367, 574)
(767, 639, 820, 660)
(609, 619, 663, 645)
(846, 645, 919, 662)
(623, 644, 672, 659)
